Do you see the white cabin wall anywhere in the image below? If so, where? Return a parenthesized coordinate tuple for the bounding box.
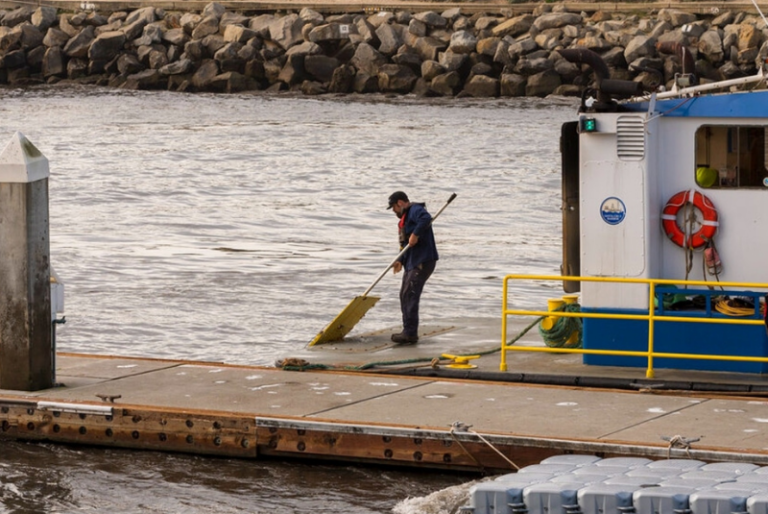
(657, 118, 768, 284)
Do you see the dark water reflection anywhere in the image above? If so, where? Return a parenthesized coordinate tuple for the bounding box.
(0, 87, 577, 513)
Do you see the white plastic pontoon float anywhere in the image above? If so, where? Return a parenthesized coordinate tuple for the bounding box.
(557, 48, 768, 373)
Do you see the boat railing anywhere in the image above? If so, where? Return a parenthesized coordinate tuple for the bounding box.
(501, 274, 768, 378)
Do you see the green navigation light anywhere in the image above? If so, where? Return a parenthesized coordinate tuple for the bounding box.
(581, 117, 597, 133)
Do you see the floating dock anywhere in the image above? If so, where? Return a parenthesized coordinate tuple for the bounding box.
(3, 319, 768, 474)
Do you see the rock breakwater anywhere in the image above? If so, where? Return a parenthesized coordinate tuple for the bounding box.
(1, 2, 767, 96)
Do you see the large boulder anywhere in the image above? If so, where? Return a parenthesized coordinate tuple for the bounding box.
(88, 30, 126, 61)
(2, 6, 33, 28)
(413, 36, 446, 61)
(191, 58, 219, 88)
(526, 68, 561, 96)
(63, 25, 95, 58)
(202, 2, 226, 20)
(180, 13, 202, 35)
(328, 63, 355, 92)
(31, 6, 57, 31)
(624, 35, 656, 63)
(121, 18, 148, 40)
(533, 13, 582, 31)
(375, 23, 403, 55)
(270, 14, 303, 50)
(249, 15, 275, 38)
(657, 8, 697, 28)
(224, 25, 256, 44)
(123, 68, 163, 89)
(41, 45, 65, 76)
(162, 28, 188, 47)
(210, 71, 248, 92)
(117, 53, 143, 74)
(125, 7, 156, 26)
(305, 54, 339, 82)
(214, 42, 244, 72)
(492, 14, 534, 38)
(43, 27, 69, 48)
(448, 30, 476, 54)
(698, 30, 724, 63)
(350, 42, 387, 75)
(430, 70, 460, 95)
(463, 74, 499, 97)
(308, 22, 358, 43)
(738, 23, 762, 52)
(500, 73, 526, 96)
(377, 63, 416, 92)
(18, 24, 44, 50)
(191, 16, 218, 40)
(412, 11, 446, 28)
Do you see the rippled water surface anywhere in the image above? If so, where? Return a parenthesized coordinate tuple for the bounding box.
(0, 87, 577, 513)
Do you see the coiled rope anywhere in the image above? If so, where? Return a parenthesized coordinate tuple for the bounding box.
(538, 303, 583, 348)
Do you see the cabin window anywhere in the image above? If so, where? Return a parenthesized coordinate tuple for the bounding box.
(694, 125, 768, 188)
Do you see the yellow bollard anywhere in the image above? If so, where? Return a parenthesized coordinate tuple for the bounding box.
(540, 298, 565, 330)
(562, 295, 579, 346)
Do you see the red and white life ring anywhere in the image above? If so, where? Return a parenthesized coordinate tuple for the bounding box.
(661, 190, 719, 249)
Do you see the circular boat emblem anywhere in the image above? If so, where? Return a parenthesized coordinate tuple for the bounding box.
(600, 197, 626, 225)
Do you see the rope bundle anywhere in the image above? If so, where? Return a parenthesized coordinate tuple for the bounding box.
(538, 303, 583, 348)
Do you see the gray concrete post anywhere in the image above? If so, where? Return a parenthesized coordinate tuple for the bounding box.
(0, 132, 53, 391)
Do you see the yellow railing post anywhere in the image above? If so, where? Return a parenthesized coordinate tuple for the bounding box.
(647, 282, 656, 379)
(501, 277, 508, 371)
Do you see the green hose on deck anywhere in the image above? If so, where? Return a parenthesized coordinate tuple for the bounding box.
(538, 303, 582, 348)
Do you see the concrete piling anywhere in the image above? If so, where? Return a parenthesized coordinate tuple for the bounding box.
(0, 132, 53, 391)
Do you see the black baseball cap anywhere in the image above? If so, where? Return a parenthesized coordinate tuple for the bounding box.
(387, 191, 409, 209)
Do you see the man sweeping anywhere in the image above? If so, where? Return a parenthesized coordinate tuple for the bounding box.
(387, 191, 439, 345)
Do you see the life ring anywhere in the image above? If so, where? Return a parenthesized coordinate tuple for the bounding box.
(661, 190, 719, 249)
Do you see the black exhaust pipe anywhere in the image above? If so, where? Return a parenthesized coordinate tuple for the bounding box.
(558, 48, 645, 110)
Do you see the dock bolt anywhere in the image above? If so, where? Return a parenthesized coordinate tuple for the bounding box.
(1, 406, 7, 413)
(159, 433, 167, 442)
(413, 438, 422, 446)
(105, 428, 113, 437)
(27, 408, 34, 415)
(132, 431, 140, 439)
(268, 438, 278, 449)
(297, 442, 306, 452)
(214, 437, 222, 446)
(382, 436, 391, 443)
(52, 424, 60, 433)
(413, 451, 423, 461)
(241, 439, 250, 448)
(52, 411, 60, 418)
(79, 427, 87, 435)
(297, 429, 306, 436)
(132, 415, 142, 423)
(186, 420, 194, 428)
(384, 449, 393, 459)
(213, 421, 221, 430)
(27, 422, 35, 431)
(443, 454, 451, 463)
(186, 435, 194, 444)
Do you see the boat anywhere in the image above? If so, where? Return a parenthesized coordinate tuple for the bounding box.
(502, 45, 768, 377)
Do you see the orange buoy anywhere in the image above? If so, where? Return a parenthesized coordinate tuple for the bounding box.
(661, 190, 719, 249)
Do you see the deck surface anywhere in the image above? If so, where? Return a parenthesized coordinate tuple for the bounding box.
(2, 318, 768, 470)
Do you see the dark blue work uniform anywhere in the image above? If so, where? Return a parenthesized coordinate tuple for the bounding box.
(398, 203, 438, 338)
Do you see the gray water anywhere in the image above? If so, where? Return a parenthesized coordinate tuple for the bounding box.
(0, 87, 577, 513)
